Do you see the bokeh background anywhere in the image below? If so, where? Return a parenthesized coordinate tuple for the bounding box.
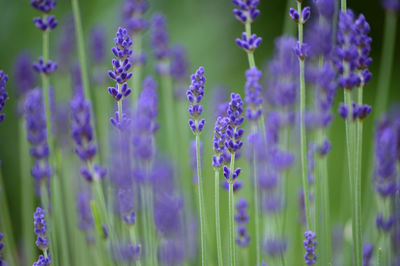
(0, 0, 399, 263)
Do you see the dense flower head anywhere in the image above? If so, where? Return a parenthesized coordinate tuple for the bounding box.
(33, 57, 58, 75)
(374, 118, 398, 197)
(24, 89, 52, 185)
(236, 32, 262, 53)
(382, 0, 400, 11)
(34, 207, 49, 251)
(264, 238, 288, 257)
(90, 26, 106, 64)
(122, 0, 148, 35)
(154, 193, 183, 237)
(151, 13, 169, 60)
(225, 93, 245, 154)
(108, 27, 133, 105)
(0, 71, 9, 124)
(232, 0, 260, 23)
(212, 116, 230, 168)
(132, 76, 159, 162)
(245, 67, 263, 121)
(33, 16, 58, 31)
(304, 231, 317, 265)
(33, 254, 51, 266)
(31, 0, 56, 13)
(187, 66, 206, 134)
(0, 232, 4, 265)
(335, 10, 372, 90)
(76, 191, 94, 235)
(170, 45, 189, 82)
(265, 36, 299, 107)
(338, 102, 372, 121)
(362, 243, 373, 266)
(14, 53, 35, 99)
(69, 88, 96, 163)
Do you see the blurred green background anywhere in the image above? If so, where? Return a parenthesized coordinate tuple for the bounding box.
(0, 0, 399, 261)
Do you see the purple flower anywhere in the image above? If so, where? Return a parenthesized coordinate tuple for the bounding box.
(289, 7, 311, 23)
(236, 32, 262, 53)
(245, 67, 263, 121)
(382, 0, 400, 11)
(222, 180, 243, 193)
(34, 207, 49, 251)
(151, 13, 169, 60)
(132, 76, 159, 163)
(170, 45, 189, 82)
(31, 0, 56, 13)
(122, 0, 148, 35)
(90, 25, 106, 64)
(33, 57, 58, 75)
(304, 231, 317, 265)
(154, 193, 183, 237)
(264, 238, 287, 257)
(24, 89, 51, 188)
(0, 233, 4, 265)
(0, 71, 9, 124)
(335, 10, 372, 90)
(265, 36, 298, 107)
(362, 243, 373, 266)
(14, 53, 35, 99)
(33, 15, 58, 31)
(76, 191, 94, 234)
(212, 116, 229, 168)
(187, 67, 206, 134)
(33, 254, 51, 266)
(232, 0, 260, 23)
(294, 42, 309, 60)
(108, 27, 133, 102)
(225, 93, 245, 154)
(111, 242, 141, 262)
(236, 227, 250, 247)
(235, 198, 250, 248)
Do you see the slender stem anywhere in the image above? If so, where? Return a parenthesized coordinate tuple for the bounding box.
(228, 154, 236, 266)
(251, 126, 261, 265)
(378, 248, 383, 266)
(354, 86, 363, 266)
(214, 169, 223, 266)
(195, 134, 206, 266)
(374, 11, 397, 117)
(0, 169, 18, 266)
(297, 1, 311, 231)
(245, 22, 256, 68)
(19, 119, 34, 264)
(341, 0, 347, 12)
(140, 185, 151, 265)
(71, 0, 91, 101)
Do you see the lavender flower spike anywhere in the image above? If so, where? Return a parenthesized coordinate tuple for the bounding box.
(0, 70, 9, 123)
(0, 233, 5, 265)
(304, 231, 317, 265)
(31, 0, 58, 31)
(236, 32, 262, 53)
(244, 67, 263, 121)
(33, 207, 51, 265)
(187, 67, 206, 134)
(235, 198, 250, 247)
(232, 0, 260, 23)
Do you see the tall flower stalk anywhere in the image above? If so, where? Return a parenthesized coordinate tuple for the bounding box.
(225, 93, 245, 266)
(186, 66, 206, 265)
(336, 8, 372, 265)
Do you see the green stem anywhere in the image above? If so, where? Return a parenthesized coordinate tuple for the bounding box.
(374, 11, 397, 117)
(214, 169, 223, 266)
(161, 72, 178, 160)
(19, 119, 34, 264)
(341, 0, 347, 12)
(378, 248, 383, 266)
(251, 125, 261, 265)
(71, 0, 91, 101)
(140, 185, 151, 265)
(297, 1, 311, 231)
(228, 154, 236, 266)
(195, 134, 206, 266)
(0, 169, 18, 266)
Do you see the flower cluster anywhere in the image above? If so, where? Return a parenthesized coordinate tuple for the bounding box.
(33, 254, 51, 266)
(304, 231, 317, 265)
(14, 53, 35, 99)
(24, 89, 52, 187)
(150, 13, 169, 60)
(170, 45, 189, 98)
(0, 233, 4, 265)
(289, 4, 311, 61)
(31, 0, 58, 31)
(335, 10, 372, 90)
(132, 76, 159, 163)
(382, 0, 400, 11)
(236, 32, 262, 53)
(122, 0, 148, 35)
(33, 57, 58, 75)
(212, 116, 229, 168)
(235, 198, 250, 247)
(76, 192, 94, 242)
(108, 27, 133, 102)
(362, 243, 373, 266)
(338, 103, 372, 121)
(34, 207, 49, 251)
(232, 0, 260, 23)
(244, 67, 263, 121)
(90, 26, 106, 65)
(226, 93, 245, 154)
(0, 70, 8, 124)
(187, 67, 206, 134)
